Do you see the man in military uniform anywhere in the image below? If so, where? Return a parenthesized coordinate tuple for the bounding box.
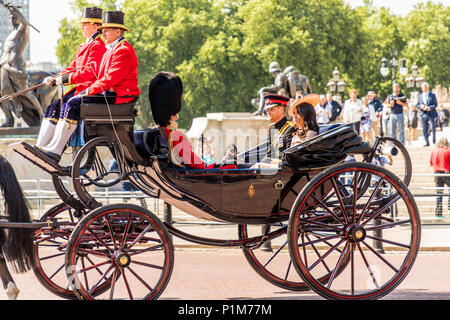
(262, 94, 296, 163)
(37, 10, 141, 162)
(35, 7, 106, 149)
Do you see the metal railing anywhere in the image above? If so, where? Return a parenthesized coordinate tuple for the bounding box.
(0, 174, 449, 224)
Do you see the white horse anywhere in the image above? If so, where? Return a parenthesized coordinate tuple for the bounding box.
(0, 155, 35, 299)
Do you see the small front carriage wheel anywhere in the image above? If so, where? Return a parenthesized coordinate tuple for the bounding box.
(287, 162, 420, 300)
(65, 204, 174, 300)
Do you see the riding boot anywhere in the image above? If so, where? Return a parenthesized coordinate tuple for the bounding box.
(35, 119, 56, 148)
(42, 120, 77, 158)
(43, 119, 67, 150)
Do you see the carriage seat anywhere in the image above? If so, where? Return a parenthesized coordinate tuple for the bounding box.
(80, 97, 152, 166)
(134, 128, 169, 160)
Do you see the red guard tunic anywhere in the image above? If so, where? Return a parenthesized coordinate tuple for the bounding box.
(64, 33, 106, 95)
(86, 38, 141, 104)
(163, 127, 237, 170)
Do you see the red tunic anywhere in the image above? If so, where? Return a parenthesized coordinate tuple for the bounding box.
(430, 147, 450, 172)
(64, 33, 106, 95)
(86, 38, 141, 104)
(163, 127, 236, 170)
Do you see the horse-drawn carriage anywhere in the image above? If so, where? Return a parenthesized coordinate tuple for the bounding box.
(3, 87, 420, 300)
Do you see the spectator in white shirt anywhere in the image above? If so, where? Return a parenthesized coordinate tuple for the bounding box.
(343, 89, 363, 133)
(315, 95, 332, 125)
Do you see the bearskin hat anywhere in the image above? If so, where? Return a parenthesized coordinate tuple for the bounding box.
(149, 71, 183, 127)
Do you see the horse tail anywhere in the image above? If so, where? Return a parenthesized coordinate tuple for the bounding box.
(0, 155, 35, 273)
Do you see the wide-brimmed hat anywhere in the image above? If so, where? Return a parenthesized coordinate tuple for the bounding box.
(263, 94, 290, 111)
(98, 11, 129, 32)
(79, 7, 103, 24)
(289, 94, 320, 116)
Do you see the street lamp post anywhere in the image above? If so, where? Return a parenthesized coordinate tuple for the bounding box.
(405, 63, 425, 103)
(327, 67, 346, 104)
(380, 50, 408, 85)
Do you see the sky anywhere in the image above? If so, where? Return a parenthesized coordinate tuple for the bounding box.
(28, 0, 448, 65)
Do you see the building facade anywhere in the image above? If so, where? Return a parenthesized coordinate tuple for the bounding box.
(0, 0, 30, 61)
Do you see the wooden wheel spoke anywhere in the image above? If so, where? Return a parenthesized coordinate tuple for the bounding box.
(356, 242, 380, 289)
(122, 269, 134, 300)
(357, 178, 384, 224)
(127, 266, 154, 292)
(331, 177, 349, 224)
(326, 242, 350, 289)
(132, 260, 164, 270)
(361, 194, 401, 228)
(262, 240, 287, 268)
(86, 227, 114, 253)
(362, 240, 399, 273)
(365, 235, 411, 249)
(307, 238, 345, 273)
(311, 193, 346, 225)
(78, 260, 110, 274)
(365, 219, 412, 231)
(120, 214, 132, 250)
(87, 265, 114, 295)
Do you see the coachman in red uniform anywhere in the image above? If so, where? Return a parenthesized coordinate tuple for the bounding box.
(37, 10, 141, 162)
(35, 7, 106, 149)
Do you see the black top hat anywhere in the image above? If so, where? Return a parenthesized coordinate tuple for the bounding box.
(264, 94, 290, 110)
(79, 7, 103, 24)
(149, 72, 184, 127)
(98, 10, 129, 31)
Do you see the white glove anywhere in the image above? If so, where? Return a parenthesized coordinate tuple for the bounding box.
(42, 76, 53, 85)
(55, 76, 63, 86)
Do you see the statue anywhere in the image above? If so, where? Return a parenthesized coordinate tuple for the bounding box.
(252, 62, 312, 115)
(0, 2, 58, 128)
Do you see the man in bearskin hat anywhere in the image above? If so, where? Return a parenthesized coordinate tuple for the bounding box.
(149, 71, 236, 170)
(35, 7, 106, 149)
(36, 10, 141, 162)
(262, 94, 296, 163)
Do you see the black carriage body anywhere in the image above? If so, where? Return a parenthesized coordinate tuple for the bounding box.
(135, 162, 325, 224)
(78, 102, 365, 224)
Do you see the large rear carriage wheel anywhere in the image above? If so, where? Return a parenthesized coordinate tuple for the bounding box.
(287, 162, 420, 300)
(65, 204, 174, 300)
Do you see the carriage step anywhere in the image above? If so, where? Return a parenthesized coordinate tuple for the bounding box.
(9, 142, 70, 176)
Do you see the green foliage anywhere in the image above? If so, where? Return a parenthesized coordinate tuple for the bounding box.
(55, 0, 449, 130)
(399, 2, 450, 88)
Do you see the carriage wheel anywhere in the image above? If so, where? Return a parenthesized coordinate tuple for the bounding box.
(72, 136, 122, 210)
(239, 223, 351, 291)
(287, 162, 421, 300)
(33, 203, 114, 299)
(239, 223, 309, 291)
(370, 136, 412, 187)
(33, 203, 79, 299)
(65, 204, 174, 300)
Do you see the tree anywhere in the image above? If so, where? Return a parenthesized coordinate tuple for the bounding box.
(399, 2, 450, 88)
(54, 0, 449, 130)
